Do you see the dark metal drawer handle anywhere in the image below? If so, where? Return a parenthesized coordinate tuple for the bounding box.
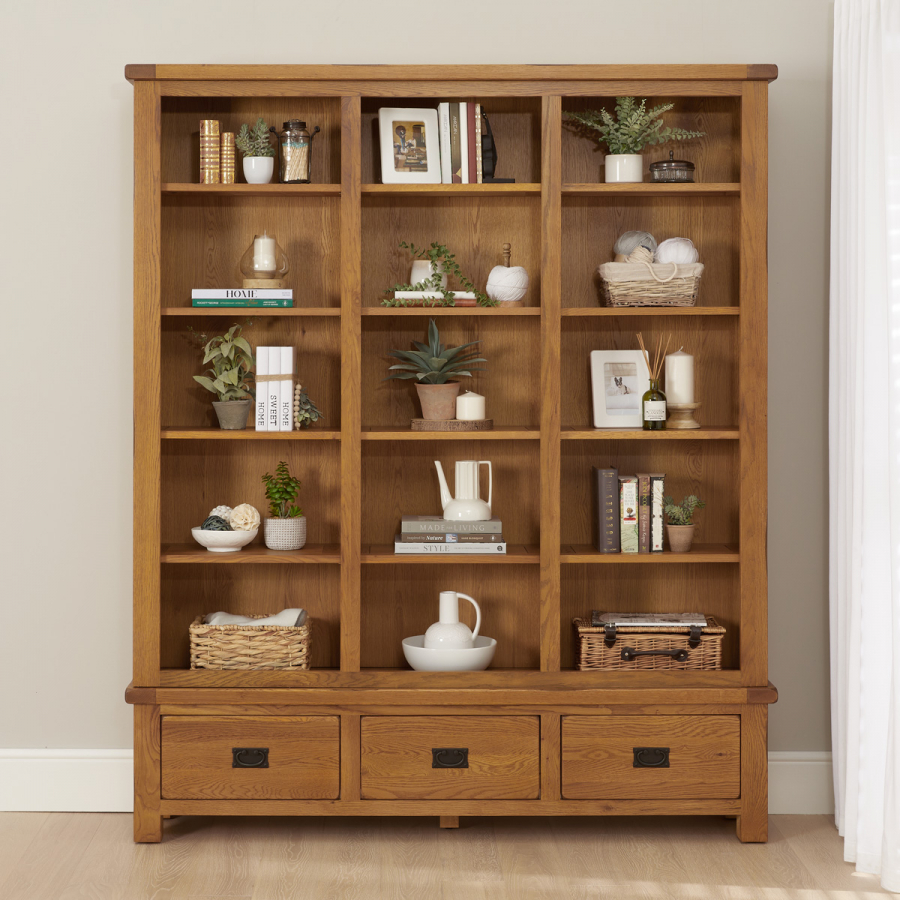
(633, 747, 670, 768)
(232, 747, 269, 768)
(432, 748, 468, 768)
(621, 646, 689, 662)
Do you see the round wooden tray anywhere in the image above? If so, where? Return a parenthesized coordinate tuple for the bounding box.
(411, 419, 494, 432)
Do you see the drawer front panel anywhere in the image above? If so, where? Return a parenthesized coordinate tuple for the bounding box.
(361, 715, 540, 800)
(561, 715, 740, 800)
(162, 715, 340, 800)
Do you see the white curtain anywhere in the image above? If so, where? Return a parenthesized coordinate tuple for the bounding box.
(830, 0, 900, 891)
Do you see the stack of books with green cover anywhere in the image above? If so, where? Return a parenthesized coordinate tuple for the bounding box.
(395, 516, 506, 555)
(191, 289, 293, 308)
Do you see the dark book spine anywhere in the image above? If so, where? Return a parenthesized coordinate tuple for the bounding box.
(637, 474, 651, 553)
(592, 466, 620, 553)
(450, 103, 461, 184)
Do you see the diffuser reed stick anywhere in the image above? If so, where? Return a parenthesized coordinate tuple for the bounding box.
(636, 332, 671, 431)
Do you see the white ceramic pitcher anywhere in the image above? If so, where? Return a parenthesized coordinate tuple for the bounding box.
(423, 591, 481, 649)
(434, 460, 492, 521)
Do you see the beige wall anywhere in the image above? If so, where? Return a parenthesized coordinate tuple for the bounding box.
(0, 0, 832, 751)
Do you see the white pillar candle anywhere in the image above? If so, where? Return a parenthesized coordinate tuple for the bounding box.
(456, 390, 486, 421)
(253, 235, 276, 274)
(664, 348, 695, 404)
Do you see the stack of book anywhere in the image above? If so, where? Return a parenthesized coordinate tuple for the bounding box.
(438, 102, 488, 184)
(395, 516, 506, 555)
(192, 288, 294, 308)
(255, 346, 295, 432)
(592, 468, 666, 554)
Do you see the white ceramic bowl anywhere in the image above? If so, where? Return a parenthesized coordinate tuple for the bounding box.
(401, 635, 497, 672)
(191, 527, 258, 553)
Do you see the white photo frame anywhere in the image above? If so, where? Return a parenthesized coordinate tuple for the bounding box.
(590, 350, 652, 429)
(378, 107, 442, 184)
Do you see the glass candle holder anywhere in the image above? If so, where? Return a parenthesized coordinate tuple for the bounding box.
(239, 233, 290, 286)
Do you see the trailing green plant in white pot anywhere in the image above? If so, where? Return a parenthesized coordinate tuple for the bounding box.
(235, 117, 276, 184)
(565, 97, 705, 184)
(262, 460, 306, 550)
(189, 323, 255, 430)
(664, 494, 706, 553)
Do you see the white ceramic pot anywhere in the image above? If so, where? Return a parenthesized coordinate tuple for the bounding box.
(191, 527, 258, 553)
(402, 635, 497, 672)
(264, 516, 307, 550)
(604, 153, 643, 183)
(243, 157, 274, 185)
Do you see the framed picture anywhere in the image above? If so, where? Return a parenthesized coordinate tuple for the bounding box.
(590, 350, 651, 429)
(378, 107, 442, 184)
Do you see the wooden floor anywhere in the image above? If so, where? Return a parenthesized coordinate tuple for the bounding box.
(0, 813, 889, 899)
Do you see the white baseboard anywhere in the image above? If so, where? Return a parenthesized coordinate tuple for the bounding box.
(0, 749, 835, 815)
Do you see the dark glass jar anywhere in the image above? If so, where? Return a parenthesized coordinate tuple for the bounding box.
(642, 379, 667, 430)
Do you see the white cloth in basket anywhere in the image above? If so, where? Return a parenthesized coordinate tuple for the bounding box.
(204, 609, 308, 627)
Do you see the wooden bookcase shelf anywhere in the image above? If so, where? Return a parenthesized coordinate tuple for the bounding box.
(128, 64, 775, 844)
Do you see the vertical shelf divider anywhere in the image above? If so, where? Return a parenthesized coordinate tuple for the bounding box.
(340, 95, 362, 673)
(540, 95, 563, 672)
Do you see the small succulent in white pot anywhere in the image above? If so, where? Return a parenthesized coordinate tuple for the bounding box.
(235, 117, 276, 184)
(261, 461, 306, 551)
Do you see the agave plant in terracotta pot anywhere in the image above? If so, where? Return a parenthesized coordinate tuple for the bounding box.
(384, 318, 486, 421)
(664, 494, 706, 553)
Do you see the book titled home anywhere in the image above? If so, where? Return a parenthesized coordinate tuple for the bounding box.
(592, 466, 620, 553)
(619, 475, 639, 554)
(278, 347, 294, 432)
(255, 346, 270, 431)
(191, 288, 293, 308)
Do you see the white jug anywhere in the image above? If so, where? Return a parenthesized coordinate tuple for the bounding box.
(434, 460, 492, 521)
(424, 591, 481, 649)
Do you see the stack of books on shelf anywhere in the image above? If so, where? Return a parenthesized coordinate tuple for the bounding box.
(255, 347, 295, 432)
(192, 288, 294, 308)
(439, 102, 489, 185)
(395, 516, 507, 554)
(593, 468, 665, 554)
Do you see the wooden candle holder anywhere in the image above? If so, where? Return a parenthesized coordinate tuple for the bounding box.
(667, 402, 701, 430)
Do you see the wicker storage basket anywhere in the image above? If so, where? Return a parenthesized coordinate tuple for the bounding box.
(189, 614, 311, 670)
(573, 615, 724, 671)
(598, 261, 703, 307)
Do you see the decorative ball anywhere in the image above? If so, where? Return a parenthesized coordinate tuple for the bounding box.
(656, 237, 699, 265)
(613, 230, 657, 258)
(201, 515, 232, 532)
(230, 503, 261, 532)
(486, 265, 529, 304)
(208, 505, 233, 522)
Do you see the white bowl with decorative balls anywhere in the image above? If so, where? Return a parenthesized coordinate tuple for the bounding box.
(191, 527, 259, 553)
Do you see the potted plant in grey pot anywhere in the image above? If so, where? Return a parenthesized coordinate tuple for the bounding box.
(565, 97, 704, 183)
(190, 323, 255, 430)
(664, 494, 706, 553)
(385, 318, 486, 420)
(262, 460, 306, 550)
(235, 117, 276, 184)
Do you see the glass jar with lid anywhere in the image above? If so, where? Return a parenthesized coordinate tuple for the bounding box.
(649, 150, 696, 183)
(270, 120, 321, 184)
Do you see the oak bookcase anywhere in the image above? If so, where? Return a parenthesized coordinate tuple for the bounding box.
(126, 64, 777, 843)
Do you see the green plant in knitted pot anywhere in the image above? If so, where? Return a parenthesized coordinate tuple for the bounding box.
(261, 461, 306, 551)
(663, 494, 706, 553)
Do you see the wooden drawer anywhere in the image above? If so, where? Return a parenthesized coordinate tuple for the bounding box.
(360, 715, 540, 800)
(161, 716, 340, 800)
(561, 715, 740, 800)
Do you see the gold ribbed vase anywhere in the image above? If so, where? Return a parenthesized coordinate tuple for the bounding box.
(200, 119, 220, 184)
(220, 132, 235, 184)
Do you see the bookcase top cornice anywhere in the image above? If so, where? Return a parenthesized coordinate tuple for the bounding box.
(125, 63, 778, 84)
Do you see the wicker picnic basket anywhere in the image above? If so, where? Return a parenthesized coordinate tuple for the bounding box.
(189, 614, 311, 670)
(573, 615, 724, 671)
(597, 261, 704, 307)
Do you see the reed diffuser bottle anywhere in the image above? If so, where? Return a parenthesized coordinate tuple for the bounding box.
(637, 332, 670, 431)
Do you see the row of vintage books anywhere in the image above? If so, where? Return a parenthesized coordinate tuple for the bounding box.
(593, 468, 666, 554)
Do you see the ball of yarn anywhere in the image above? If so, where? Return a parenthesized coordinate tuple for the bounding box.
(656, 237, 699, 265)
(613, 230, 657, 257)
(486, 265, 529, 303)
(626, 246, 654, 265)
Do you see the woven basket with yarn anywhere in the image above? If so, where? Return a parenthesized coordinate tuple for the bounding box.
(598, 245, 703, 307)
(189, 614, 311, 670)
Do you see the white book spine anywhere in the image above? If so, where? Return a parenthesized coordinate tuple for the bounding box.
(459, 102, 469, 183)
(279, 347, 294, 432)
(475, 103, 483, 184)
(267, 347, 281, 432)
(438, 103, 452, 184)
(255, 347, 269, 432)
(650, 476, 665, 552)
(394, 291, 476, 300)
(394, 537, 506, 555)
(191, 289, 293, 300)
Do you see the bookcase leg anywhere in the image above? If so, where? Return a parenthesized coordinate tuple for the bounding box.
(736, 704, 768, 843)
(440, 816, 460, 829)
(134, 704, 162, 843)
